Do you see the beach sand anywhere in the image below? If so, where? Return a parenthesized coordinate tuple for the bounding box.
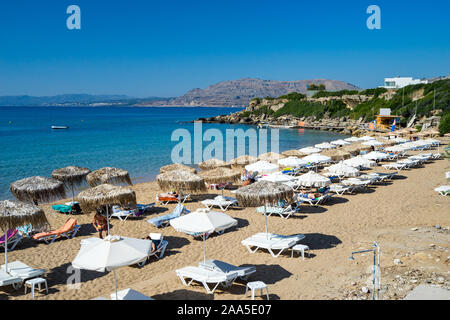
(1, 145, 449, 300)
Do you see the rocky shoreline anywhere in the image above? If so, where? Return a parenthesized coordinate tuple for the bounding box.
(195, 95, 442, 137)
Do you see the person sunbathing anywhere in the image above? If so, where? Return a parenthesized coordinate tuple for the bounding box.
(93, 212, 108, 239)
(144, 236, 157, 252)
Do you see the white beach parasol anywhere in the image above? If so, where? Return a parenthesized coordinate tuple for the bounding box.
(363, 151, 389, 161)
(260, 172, 297, 183)
(297, 171, 331, 188)
(245, 161, 279, 174)
(170, 209, 237, 263)
(343, 156, 377, 168)
(344, 137, 360, 143)
(278, 156, 306, 168)
(72, 235, 152, 299)
(302, 153, 332, 164)
(362, 140, 384, 147)
(358, 136, 377, 141)
(299, 146, 322, 154)
(330, 139, 350, 146)
(314, 142, 336, 150)
(324, 162, 360, 177)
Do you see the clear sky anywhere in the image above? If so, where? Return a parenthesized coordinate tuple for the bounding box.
(0, 0, 449, 97)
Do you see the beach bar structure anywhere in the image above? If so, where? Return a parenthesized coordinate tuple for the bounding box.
(375, 108, 401, 131)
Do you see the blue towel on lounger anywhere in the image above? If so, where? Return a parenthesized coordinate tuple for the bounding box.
(147, 204, 190, 227)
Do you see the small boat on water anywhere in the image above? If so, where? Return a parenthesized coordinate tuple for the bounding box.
(51, 126, 69, 130)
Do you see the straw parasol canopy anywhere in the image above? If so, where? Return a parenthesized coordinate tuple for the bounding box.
(159, 163, 197, 174)
(229, 155, 258, 169)
(320, 149, 351, 161)
(281, 149, 307, 158)
(198, 167, 241, 184)
(156, 170, 206, 193)
(299, 146, 322, 154)
(257, 152, 286, 164)
(77, 184, 137, 213)
(198, 158, 231, 170)
(341, 144, 361, 156)
(86, 167, 132, 187)
(0, 200, 49, 231)
(51, 166, 91, 186)
(10, 176, 66, 205)
(235, 180, 293, 207)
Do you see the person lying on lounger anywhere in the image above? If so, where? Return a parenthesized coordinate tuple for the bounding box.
(144, 235, 157, 252)
(93, 211, 108, 239)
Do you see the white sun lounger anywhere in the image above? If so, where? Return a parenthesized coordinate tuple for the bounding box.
(201, 196, 238, 211)
(176, 266, 239, 294)
(382, 163, 407, 171)
(0, 261, 46, 289)
(434, 186, 450, 196)
(0, 232, 23, 251)
(297, 193, 335, 205)
(137, 234, 168, 267)
(0, 270, 23, 289)
(111, 288, 154, 300)
(256, 204, 300, 219)
(198, 259, 256, 281)
(241, 234, 302, 258)
(329, 184, 352, 195)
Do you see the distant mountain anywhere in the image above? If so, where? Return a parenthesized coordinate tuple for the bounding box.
(0, 78, 360, 107)
(0, 94, 170, 106)
(165, 78, 360, 107)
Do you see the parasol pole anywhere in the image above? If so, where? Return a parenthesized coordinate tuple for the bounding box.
(71, 181, 75, 205)
(113, 269, 118, 300)
(203, 233, 207, 264)
(264, 203, 268, 239)
(106, 205, 110, 236)
(4, 217, 8, 273)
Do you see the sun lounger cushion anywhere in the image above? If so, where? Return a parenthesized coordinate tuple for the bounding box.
(32, 218, 78, 240)
(1, 261, 45, 280)
(0, 229, 18, 244)
(198, 259, 256, 278)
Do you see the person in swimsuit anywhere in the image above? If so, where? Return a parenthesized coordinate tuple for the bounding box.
(93, 212, 108, 239)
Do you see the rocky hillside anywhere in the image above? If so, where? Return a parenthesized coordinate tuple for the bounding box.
(166, 78, 359, 107)
(199, 79, 450, 135)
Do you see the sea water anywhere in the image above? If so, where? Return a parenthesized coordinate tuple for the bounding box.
(0, 106, 349, 199)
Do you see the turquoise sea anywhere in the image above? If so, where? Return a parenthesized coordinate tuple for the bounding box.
(0, 106, 350, 200)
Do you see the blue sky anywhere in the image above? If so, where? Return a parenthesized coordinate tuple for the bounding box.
(0, 0, 449, 97)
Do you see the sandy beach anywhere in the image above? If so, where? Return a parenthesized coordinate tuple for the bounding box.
(1, 143, 449, 300)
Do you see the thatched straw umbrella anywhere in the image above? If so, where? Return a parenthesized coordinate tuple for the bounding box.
(198, 168, 241, 185)
(229, 155, 258, 169)
(341, 144, 361, 156)
(0, 200, 49, 272)
(236, 180, 293, 238)
(198, 158, 231, 170)
(10, 176, 66, 205)
(281, 150, 307, 158)
(160, 163, 197, 174)
(86, 167, 132, 187)
(52, 166, 91, 204)
(157, 170, 206, 194)
(320, 149, 351, 162)
(77, 184, 136, 235)
(198, 168, 241, 196)
(258, 152, 286, 164)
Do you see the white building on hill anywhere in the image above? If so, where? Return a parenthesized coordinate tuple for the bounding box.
(380, 77, 428, 89)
